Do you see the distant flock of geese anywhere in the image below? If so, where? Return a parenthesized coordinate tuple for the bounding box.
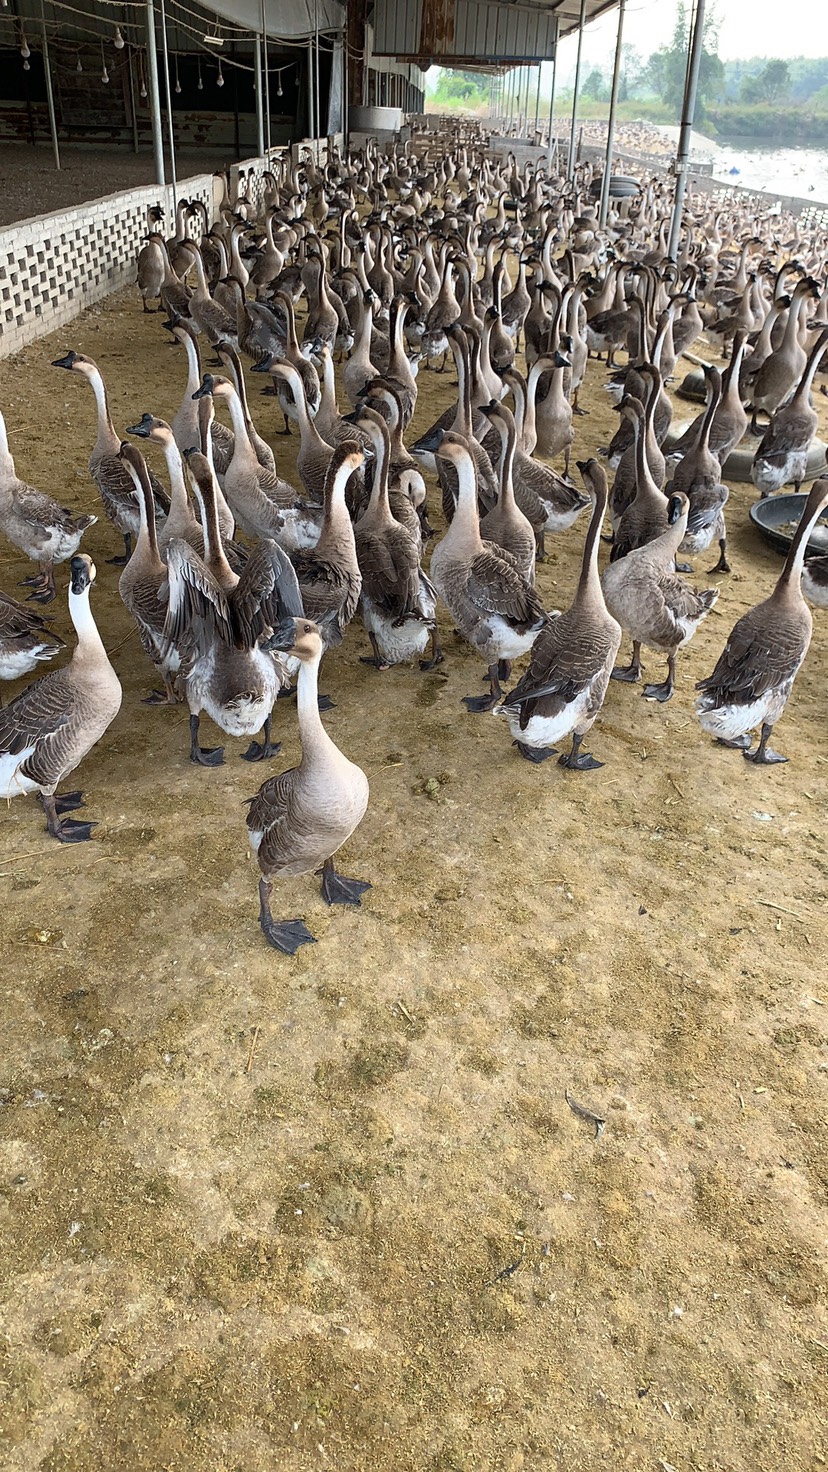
(1, 139, 826, 950)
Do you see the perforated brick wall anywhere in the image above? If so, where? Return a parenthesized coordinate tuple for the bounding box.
(0, 155, 272, 361)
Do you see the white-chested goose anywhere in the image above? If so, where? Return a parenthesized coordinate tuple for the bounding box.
(500, 460, 621, 767)
(0, 589, 63, 696)
(51, 350, 169, 564)
(164, 451, 304, 766)
(0, 554, 121, 841)
(292, 442, 363, 652)
(247, 617, 370, 955)
(0, 406, 96, 603)
(431, 432, 546, 711)
(751, 329, 828, 498)
(117, 443, 182, 704)
(696, 478, 828, 763)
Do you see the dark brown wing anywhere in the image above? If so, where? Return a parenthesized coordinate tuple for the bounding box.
(230, 538, 304, 647)
(467, 551, 545, 628)
(162, 539, 234, 658)
(696, 601, 806, 703)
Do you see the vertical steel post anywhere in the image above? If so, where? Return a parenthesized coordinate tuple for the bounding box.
(545, 21, 559, 173)
(145, 0, 164, 187)
(158, 0, 176, 211)
(307, 40, 315, 145)
(567, 0, 587, 180)
(261, 0, 271, 157)
(254, 34, 265, 156)
(533, 62, 542, 138)
(667, 0, 706, 259)
(40, 0, 60, 170)
(599, 0, 626, 226)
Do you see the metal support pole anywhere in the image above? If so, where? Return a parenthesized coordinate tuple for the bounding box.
(545, 24, 559, 173)
(145, 1, 164, 188)
(158, 0, 176, 211)
(314, 0, 321, 159)
(533, 62, 542, 139)
(40, 1, 60, 170)
(127, 44, 139, 153)
(567, 0, 587, 180)
(261, 0, 271, 157)
(254, 34, 265, 156)
(599, 0, 626, 226)
(307, 41, 315, 145)
(667, 0, 705, 260)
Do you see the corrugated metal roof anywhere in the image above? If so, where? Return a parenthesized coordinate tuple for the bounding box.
(372, 0, 621, 64)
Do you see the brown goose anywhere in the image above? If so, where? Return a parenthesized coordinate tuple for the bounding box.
(0, 554, 121, 842)
(292, 443, 363, 651)
(117, 443, 181, 704)
(51, 351, 169, 564)
(602, 492, 718, 702)
(0, 406, 96, 603)
(667, 365, 730, 574)
(247, 617, 370, 954)
(166, 316, 235, 472)
(610, 397, 669, 562)
(751, 329, 828, 498)
(477, 403, 537, 584)
(696, 478, 828, 762)
(500, 460, 621, 767)
(0, 589, 63, 695)
(431, 432, 546, 711)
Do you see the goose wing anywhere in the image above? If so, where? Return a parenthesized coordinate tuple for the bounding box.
(687, 483, 728, 536)
(506, 611, 614, 716)
(649, 573, 716, 645)
(11, 480, 83, 541)
(357, 526, 420, 617)
(231, 538, 304, 647)
(162, 538, 234, 657)
(696, 603, 803, 702)
(0, 589, 62, 643)
(0, 666, 76, 786)
(467, 551, 544, 626)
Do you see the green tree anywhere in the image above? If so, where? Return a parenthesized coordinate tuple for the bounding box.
(645, 1, 724, 121)
(581, 67, 607, 101)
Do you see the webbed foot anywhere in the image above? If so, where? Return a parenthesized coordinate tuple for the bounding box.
(319, 859, 372, 906)
(463, 692, 499, 712)
(515, 741, 557, 763)
(559, 750, 603, 769)
(261, 917, 317, 953)
(241, 739, 282, 761)
(716, 734, 752, 749)
(643, 680, 673, 703)
(53, 818, 96, 843)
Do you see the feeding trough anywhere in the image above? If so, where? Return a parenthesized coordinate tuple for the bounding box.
(749, 493, 828, 556)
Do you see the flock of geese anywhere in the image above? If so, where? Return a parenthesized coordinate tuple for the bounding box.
(1, 135, 827, 950)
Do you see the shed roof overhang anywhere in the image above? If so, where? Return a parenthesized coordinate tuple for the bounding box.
(372, 0, 620, 66)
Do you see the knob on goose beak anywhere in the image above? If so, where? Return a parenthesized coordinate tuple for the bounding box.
(192, 375, 215, 400)
(126, 413, 155, 438)
(52, 350, 79, 370)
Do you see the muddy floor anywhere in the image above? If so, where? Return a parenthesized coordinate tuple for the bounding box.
(0, 146, 213, 229)
(1, 286, 827, 1472)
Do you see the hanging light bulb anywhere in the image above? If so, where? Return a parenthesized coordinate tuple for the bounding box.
(197, 58, 203, 91)
(276, 71, 283, 98)
(216, 60, 224, 88)
(23, 58, 30, 70)
(77, 55, 83, 73)
(174, 55, 181, 94)
(113, 25, 125, 50)
(101, 42, 109, 84)
(20, 32, 30, 59)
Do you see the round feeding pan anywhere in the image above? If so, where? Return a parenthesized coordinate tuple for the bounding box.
(749, 493, 828, 556)
(589, 174, 641, 200)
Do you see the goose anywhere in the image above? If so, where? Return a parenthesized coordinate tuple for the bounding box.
(213, 341, 275, 473)
(431, 432, 546, 711)
(352, 411, 440, 671)
(125, 409, 238, 554)
(343, 290, 383, 408)
(269, 292, 322, 433)
(196, 375, 322, 553)
(529, 351, 574, 471)
(751, 329, 828, 498)
(51, 350, 169, 565)
(165, 316, 235, 471)
(476, 403, 537, 584)
(265, 361, 336, 501)
(748, 277, 819, 430)
(246, 617, 370, 955)
(421, 255, 461, 361)
(292, 442, 364, 652)
(501, 368, 589, 553)
(164, 451, 304, 766)
(0, 406, 96, 603)
(801, 554, 828, 608)
(695, 478, 828, 763)
(356, 379, 427, 518)
(609, 396, 670, 561)
(602, 492, 719, 701)
(351, 403, 421, 547)
(0, 590, 63, 696)
(136, 231, 166, 312)
(667, 365, 731, 574)
(178, 241, 237, 349)
(499, 460, 621, 767)
(0, 554, 121, 842)
(669, 331, 749, 464)
(117, 443, 182, 704)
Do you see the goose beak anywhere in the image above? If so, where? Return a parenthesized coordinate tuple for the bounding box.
(261, 616, 298, 654)
(52, 350, 79, 370)
(70, 555, 93, 593)
(125, 414, 154, 438)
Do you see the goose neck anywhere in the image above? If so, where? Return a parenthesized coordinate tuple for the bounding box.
(88, 367, 120, 454)
(577, 484, 607, 599)
(69, 586, 109, 664)
(0, 410, 14, 479)
(296, 649, 333, 759)
(779, 485, 828, 590)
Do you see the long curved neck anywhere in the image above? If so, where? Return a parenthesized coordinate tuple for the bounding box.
(0, 409, 15, 479)
(450, 341, 471, 434)
(297, 650, 335, 764)
(777, 487, 828, 594)
(450, 450, 483, 546)
(181, 332, 202, 396)
(355, 299, 374, 358)
(195, 476, 235, 585)
(69, 586, 109, 665)
(782, 290, 806, 347)
(366, 424, 391, 517)
(577, 484, 607, 599)
(698, 381, 719, 451)
(87, 367, 120, 455)
(221, 388, 256, 463)
(159, 434, 191, 520)
(131, 465, 162, 567)
(496, 417, 517, 508)
(793, 335, 828, 404)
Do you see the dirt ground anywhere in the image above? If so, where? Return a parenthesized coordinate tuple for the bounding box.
(0, 146, 213, 229)
(1, 285, 827, 1472)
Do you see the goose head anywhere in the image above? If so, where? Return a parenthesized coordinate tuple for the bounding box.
(51, 349, 89, 374)
(264, 616, 324, 662)
(667, 491, 689, 526)
(126, 412, 171, 443)
(70, 553, 96, 594)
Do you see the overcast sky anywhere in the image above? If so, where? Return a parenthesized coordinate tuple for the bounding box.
(558, 0, 828, 69)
